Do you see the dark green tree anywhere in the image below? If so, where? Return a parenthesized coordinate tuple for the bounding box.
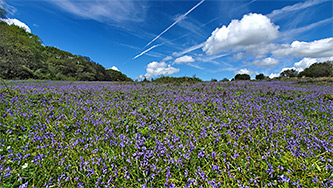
(280, 69, 298, 78)
(255, 73, 265, 80)
(234, 74, 250, 80)
(298, 61, 333, 78)
(0, 21, 133, 81)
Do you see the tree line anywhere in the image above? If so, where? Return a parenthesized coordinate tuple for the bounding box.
(233, 61, 333, 81)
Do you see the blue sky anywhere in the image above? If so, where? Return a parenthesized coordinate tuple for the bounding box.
(1, 0, 332, 80)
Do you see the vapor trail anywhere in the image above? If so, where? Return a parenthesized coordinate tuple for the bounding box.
(133, 44, 163, 60)
(144, 0, 205, 48)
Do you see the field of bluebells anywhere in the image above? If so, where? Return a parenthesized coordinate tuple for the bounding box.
(0, 80, 332, 187)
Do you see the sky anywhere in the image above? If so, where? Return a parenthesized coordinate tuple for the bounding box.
(1, 0, 333, 80)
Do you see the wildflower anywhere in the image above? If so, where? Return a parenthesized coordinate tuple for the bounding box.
(22, 163, 28, 169)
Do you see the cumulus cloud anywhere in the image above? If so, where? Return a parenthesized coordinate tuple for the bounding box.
(1, 18, 31, 33)
(273, 37, 333, 58)
(235, 68, 255, 75)
(269, 73, 280, 79)
(109, 66, 119, 71)
(253, 57, 280, 68)
(139, 61, 179, 79)
(294, 57, 333, 72)
(174, 55, 195, 64)
(49, 0, 147, 23)
(203, 13, 279, 55)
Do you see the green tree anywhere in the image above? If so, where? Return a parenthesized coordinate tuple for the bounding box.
(280, 69, 298, 78)
(234, 74, 250, 80)
(0, 22, 46, 79)
(0, 20, 133, 81)
(255, 73, 265, 80)
(298, 61, 333, 78)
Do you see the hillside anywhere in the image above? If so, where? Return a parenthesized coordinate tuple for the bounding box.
(0, 21, 132, 81)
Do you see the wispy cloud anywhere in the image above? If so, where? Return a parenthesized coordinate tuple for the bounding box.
(279, 17, 332, 41)
(173, 42, 205, 57)
(267, 0, 329, 19)
(133, 43, 164, 60)
(0, 0, 16, 15)
(143, 0, 205, 48)
(49, 0, 147, 23)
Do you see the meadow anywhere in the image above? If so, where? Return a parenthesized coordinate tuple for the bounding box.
(0, 81, 332, 187)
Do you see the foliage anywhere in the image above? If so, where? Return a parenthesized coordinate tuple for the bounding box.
(210, 78, 217, 82)
(280, 69, 298, 78)
(0, 21, 132, 81)
(298, 61, 333, 78)
(0, 81, 332, 187)
(255, 73, 266, 80)
(234, 74, 250, 80)
(152, 76, 202, 84)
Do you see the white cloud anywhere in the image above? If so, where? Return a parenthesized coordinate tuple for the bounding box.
(133, 44, 163, 60)
(49, 0, 147, 23)
(140, 61, 179, 79)
(235, 68, 255, 75)
(267, 0, 328, 19)
(110, 66, 119, 71)
(203, 13, 279, 55)
(294, 57, 333, 72)
(1, 18, 31, 33)
(0, 0, 16, 15)
(273, 37, 333, 58)
(269, 73, 280, 79)
(172, 42, 204, 57)
(174, 55, 195, 64)
(253, 57, 280, 68)
(280, 18, 332, 41)
(162, 56, 173, 62)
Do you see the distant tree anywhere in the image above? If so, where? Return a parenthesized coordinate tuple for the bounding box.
(211, 78, 217, 82)
(255, 73, 265, 80)
(152, 76, 202, 84)
(280, 69, 298, 78)
(221, 78, 229, 82)
(298, 61, 333, 78)
(234, 74, 250, 80)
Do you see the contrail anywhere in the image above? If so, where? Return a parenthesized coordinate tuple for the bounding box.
(133, 43, 163, 60)
(144, 0, 205, 48)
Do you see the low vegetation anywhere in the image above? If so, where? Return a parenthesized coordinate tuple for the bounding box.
(0, 81, 332, 187)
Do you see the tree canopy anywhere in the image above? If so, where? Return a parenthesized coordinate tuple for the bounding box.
(298, 61, 333, 78)
(280, 69, 298, 78)
(0, 20, 132, 81)
(255, 73, 266, 80)
(234, 74, 250, 80)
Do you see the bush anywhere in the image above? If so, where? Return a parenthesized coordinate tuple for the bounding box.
(298, 61, 333, 78)
(280, 69, 298, 78)
(234, 74, 250, 80)
(255, 73, 265, 80)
